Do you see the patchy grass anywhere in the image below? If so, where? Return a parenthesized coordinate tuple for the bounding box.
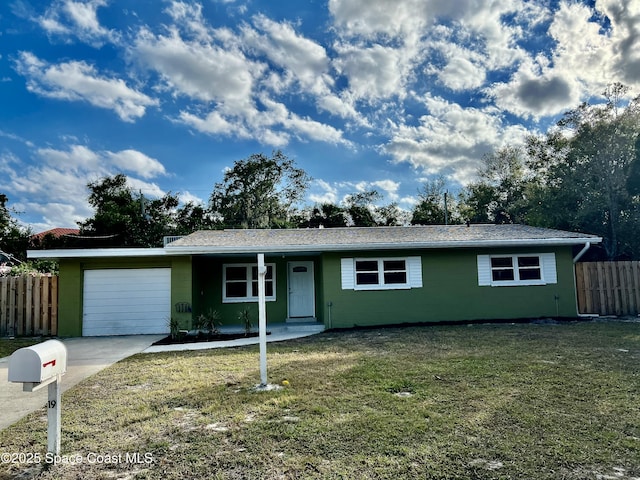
(1, 321, 639, 479)
(0, 337, 43, 358)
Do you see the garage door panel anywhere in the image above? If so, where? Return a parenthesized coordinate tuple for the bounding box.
(83, 268, 171, 336)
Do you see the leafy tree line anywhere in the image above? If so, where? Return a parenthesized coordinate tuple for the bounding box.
(3, 83, 640, 263)
(453, 83, 640, 260)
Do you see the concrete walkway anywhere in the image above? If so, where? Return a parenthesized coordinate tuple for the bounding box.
(143, 322, 324, 354)
(1, 323, 324, 431)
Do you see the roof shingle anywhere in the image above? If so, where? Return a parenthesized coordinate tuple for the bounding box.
(166, 224, 600, 254)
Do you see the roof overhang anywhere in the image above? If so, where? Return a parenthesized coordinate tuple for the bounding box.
(27, 248, 168, 260)
(27, 235, 602, 260)
(165, 236, 601, 255)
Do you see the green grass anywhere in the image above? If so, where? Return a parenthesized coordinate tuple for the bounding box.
(1, 321, 639, 479)
(0, 337, 43, 358)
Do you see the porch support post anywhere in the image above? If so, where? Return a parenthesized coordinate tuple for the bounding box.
(257, 253, 268, 386)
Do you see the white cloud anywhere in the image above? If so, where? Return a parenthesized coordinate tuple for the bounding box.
(164, 1, 211, 41)
(382, 95, 529, 185)
(106, 150, 167, 179)
(333, 44, 412, 101)
(37, 0, 118, 46)
(18, 202, 88, 232)
(597, 0, 640, 84)
(485, 1, 640, 120)
(371, 180, 400, 201)
(132, 28, 259, 109)
(245, 15, 332, 96)
(177, 191, 205, 206)
(308, 179, 339, 204)
(15, 52, 158, 122)
(3, 143, 169, 229)
(36, 144, 101, 172)
(329, 0, 431, 39)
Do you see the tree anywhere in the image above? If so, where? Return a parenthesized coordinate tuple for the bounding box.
(173, 202, 218, 235)
(209, 151, 310, 229)
(526, 85, 640, 258)
(0, 194, 30, 262)
(344, 190, 381, 227)
(79, 174, 182, 247)
(411, 177, 451, 225)
(459, 147, 529, 224)
(298, 203, 348, 228)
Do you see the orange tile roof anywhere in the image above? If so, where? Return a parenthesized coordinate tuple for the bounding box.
(31, 228, 80, 240)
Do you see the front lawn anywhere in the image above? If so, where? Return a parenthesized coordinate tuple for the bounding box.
(0, 337, 43, 359)
(1, 321, 639, 479)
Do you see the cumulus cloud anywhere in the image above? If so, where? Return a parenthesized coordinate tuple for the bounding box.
(308, 179, 339, 204)
(244, 15, 332, 95)
(382, 95, 529, 185)
(0, 143, 169, 229)
(333, 44, 413, 101)
(329, 0, 431, 38)
(132, 28, 259, 109)
(106, 150, 167, 179)
(36, 0, 118, 46)
(15, 52, 158, 122)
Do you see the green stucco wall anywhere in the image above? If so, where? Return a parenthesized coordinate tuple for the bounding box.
(320, 247, 578, 329)
(57, 245, 579, 336)
(192, 255, 322, 327)
(57, 256, 192, 337)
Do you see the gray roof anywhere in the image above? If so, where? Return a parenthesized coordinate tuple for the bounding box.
(166, 224, 601, 254)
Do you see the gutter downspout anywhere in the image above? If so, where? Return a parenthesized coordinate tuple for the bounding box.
(573, 242, 591, 264)
(572, 242, 595, 317)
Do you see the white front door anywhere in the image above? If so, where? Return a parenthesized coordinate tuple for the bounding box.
(288, 261, 315, 318)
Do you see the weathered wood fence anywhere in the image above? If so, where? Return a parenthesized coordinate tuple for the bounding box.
(575, 261, 640, 316)
(0, 275, 58, 337)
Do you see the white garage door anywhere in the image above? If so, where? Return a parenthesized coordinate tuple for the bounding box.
(83, 268, 171, 336)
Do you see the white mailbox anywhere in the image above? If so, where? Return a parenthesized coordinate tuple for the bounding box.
(8, 339, 67, 384)
(7, 339, 67, 455)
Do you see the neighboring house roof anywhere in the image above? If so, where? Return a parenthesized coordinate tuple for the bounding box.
(31, 228, 80, 240)
(26, 224, 601, 260)
(166, 224, 601, 255)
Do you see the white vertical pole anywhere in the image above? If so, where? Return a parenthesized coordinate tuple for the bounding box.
(257, 253, 268, 386)
(47, 374, 62, 455)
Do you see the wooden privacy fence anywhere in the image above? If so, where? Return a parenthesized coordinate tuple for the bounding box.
(575, 261, 640, 316)
(0, 275, 58, 337)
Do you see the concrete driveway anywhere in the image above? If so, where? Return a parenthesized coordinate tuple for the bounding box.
(0, 335, 164, 431)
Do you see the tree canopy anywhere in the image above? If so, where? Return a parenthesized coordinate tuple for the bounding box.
(0, 194, 30, 262)
(11, 84, 640, 260)
(209, 150, 310, 229)
(77, 174, 215, 247)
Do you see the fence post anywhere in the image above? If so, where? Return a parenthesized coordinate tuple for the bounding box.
(0, 278, 7, 336)
(25, 275, 33, 336)
(50, 276, 58, 336)
(41, 275, 50, 336)
(34, 277, 41, 335)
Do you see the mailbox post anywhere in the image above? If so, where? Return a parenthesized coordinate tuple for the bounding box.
(8, 340, 67, 455)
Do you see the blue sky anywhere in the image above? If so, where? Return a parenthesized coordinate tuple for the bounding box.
(1, 0, 639, 232)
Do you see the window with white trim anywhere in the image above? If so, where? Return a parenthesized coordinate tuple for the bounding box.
(223, 263, 275, 302)
(490, 255, 541, 282)
(477, 253, 556, 287)
(341, 257, 423, 291)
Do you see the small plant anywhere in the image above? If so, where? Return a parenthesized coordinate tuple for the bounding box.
(193, 309, 221, 336)
(238, 308, 253, 336)
(168, 317, 181, 340)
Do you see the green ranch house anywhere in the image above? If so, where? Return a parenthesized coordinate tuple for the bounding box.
(28, 224, 601, 336)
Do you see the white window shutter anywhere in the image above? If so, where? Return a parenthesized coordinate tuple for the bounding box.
(477, 255, 491, 286)
(540, 253, 557, 284)
(341, 258, 354, 290)
(407, 256, 423, 288)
